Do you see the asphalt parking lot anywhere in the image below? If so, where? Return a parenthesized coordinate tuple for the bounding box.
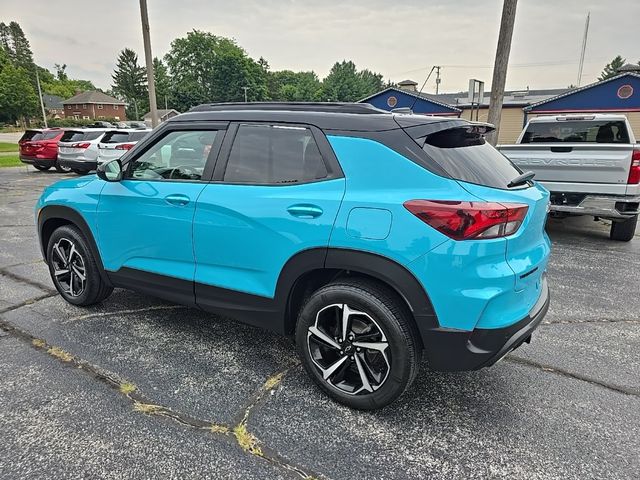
(1, 165, 639, 479)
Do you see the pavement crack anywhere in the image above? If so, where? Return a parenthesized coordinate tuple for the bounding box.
(543, 318, 640, 325)
(0, 316, 323, 480)
(0, 292, 58, 315)
(505, 356, 639, 397)
(63, 305, 188, 323)
(0, 266, 55, 294)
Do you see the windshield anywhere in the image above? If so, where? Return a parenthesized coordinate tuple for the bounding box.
(521, 120, 630, 144)
(61, 130, 104, 142)
(422, 128, 523, 190)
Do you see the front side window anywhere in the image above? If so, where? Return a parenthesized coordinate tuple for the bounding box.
(224, 124, 328, 184)
(128, 130, 219, 181)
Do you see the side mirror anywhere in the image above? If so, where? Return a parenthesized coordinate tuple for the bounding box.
(96, 159, 123, 182)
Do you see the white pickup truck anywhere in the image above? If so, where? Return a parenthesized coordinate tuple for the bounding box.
(498, 114, 640, 241)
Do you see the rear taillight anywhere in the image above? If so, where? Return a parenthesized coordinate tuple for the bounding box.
(115, 143, 135, 150)
(404, 200, 529, 240)
(628, 149, 640, 184)
(71, 142, 91, 149)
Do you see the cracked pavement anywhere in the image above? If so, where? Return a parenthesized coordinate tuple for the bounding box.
(1, 165, 639, 479)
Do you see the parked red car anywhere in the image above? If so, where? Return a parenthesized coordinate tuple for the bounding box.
(19, 128, 70, 172)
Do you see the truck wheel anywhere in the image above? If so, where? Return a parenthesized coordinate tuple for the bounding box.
(610, 215, 638, 242)
(296, 278, 421, 410)
(46, 225, 113, 306)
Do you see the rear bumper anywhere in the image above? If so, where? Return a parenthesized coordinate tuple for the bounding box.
(423, 275, 550, 371)
(19, 155, 56, 167)
(58, 158, 97, 172)
(549, 193, 640, 219)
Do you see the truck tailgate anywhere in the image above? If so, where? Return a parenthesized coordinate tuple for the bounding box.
(499, 144, 634, 185)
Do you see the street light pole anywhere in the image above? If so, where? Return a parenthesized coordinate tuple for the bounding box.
(486, 0, 518, 145)
(35, 68, 47, 128)
(242, 86, 249, 103)
(139, 0, 159, 127)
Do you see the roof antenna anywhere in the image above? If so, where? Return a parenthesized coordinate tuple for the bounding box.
(409, 65, 437, 112)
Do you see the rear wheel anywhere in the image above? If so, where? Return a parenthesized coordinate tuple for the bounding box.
(296, 278, 421, 410)
(54, 160, 72, 173)
(47, 225, 113, 306)
(33, 165, 51, 171)
(610, 215, 638, 242)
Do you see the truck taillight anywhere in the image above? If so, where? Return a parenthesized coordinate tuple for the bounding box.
(404, 200, 529, 240)
(71, 142, 90, 149)
(628, 149, 640, 184)
(115, 143, 135, 150)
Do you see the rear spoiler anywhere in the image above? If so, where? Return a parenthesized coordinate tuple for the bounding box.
(394, 117, 495, 141)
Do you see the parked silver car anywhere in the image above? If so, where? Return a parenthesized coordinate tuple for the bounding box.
(57, 129, 108, 174)
(96, 129, 151, 165)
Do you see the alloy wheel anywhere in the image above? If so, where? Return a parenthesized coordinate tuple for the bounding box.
(51, 238, 86, 297)
(307, 303, 391, 395)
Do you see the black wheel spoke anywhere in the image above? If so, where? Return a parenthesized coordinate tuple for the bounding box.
(51, 238, 86, 298)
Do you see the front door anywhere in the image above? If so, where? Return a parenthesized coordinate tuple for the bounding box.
(96, 126, 225, 304)
(193, 123, 345, 317)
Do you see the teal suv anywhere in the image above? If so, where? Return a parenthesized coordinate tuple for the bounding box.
(36, 103, 551, 409)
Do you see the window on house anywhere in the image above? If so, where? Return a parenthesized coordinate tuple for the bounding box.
(82, 116, 90, 120)
(67, 105, 71, 110)
(82, 104, 87, 109)
(114, 105, 119, 110)
(114, 116, 120, 121)
(98, 116, 105, 119)
(97, 104, 104, 109)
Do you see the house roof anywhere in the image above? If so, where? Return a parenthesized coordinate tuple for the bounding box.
(430, 88, 569, 108)
(398, 79, 418, 86)
(524, 72, 640, 112)
(142, 108, 180, 120)
(62, 91, 126, 105)
(42, 94, 64, 109)
(359, 87, 462, 113)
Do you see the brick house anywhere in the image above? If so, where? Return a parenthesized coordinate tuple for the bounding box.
(42, 94, 65, 119)
(62, 91, 127, 121)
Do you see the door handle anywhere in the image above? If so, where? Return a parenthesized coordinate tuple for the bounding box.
(287, 204, 323, 219)
(164, 194, 190, 206)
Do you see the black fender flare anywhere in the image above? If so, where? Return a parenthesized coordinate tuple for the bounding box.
(38, 205, 111, 285)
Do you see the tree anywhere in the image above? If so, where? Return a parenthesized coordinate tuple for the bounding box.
(0, 63, 38, 123)
(55, 63, 68, 81)
(267, 70, 322, 101)
(112, 48, 147, 119)
(153, 57, 172, 109)
(165, 30, 267, 110)
(599, 56, 626, 80)
(321, 61, 384, 101)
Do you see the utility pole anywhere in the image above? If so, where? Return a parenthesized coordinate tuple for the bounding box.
(242, 86, 249, 103)
(486, 0, 518, 145)
(576, 12, 590, 87)
(435, 66, 441, 95)
(35, 68, 47, 128)
(139, 0, 158, 127)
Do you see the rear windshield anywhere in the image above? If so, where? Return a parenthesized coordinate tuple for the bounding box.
(61, 130, 104, 142)
(421, 128, 523, 189)
(521, 120, 630, 144)
(20, 130, 59, 142)
(101, 131, 130, 144)
(129, 131, 150, 141)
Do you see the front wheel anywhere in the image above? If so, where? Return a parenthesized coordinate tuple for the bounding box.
(296, 278, 421, 410)
(610, 215, 638, 242)
(47, 225, 113, 306)
(33, 164, 51, 171)
(54, 160, 72, 173)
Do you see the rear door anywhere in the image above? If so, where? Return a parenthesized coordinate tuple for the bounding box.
(193, 123, 345, 312)
(98, 130, 131, 163)
(502, 118, 634, 186)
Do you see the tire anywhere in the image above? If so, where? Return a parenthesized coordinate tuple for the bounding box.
(54, 160, 72, 173)
(46, 225, 113, 306)
(71, 168, 87, 175)
(610, 215, 638, 242)
(33, 164, 51, 171)
(296, 277, 421, 410)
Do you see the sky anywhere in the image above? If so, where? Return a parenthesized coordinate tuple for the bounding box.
(4, 0, 639, 94)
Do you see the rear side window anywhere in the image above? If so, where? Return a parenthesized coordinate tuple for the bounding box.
(421, 128, 523, 190)
(101, 132, 130, 144)
(60, 131, 85, 143)
(521, 120, 630, 143)
(224, 124, 328, 184)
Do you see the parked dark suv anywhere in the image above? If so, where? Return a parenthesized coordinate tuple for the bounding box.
(36, 103, 550, 409)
